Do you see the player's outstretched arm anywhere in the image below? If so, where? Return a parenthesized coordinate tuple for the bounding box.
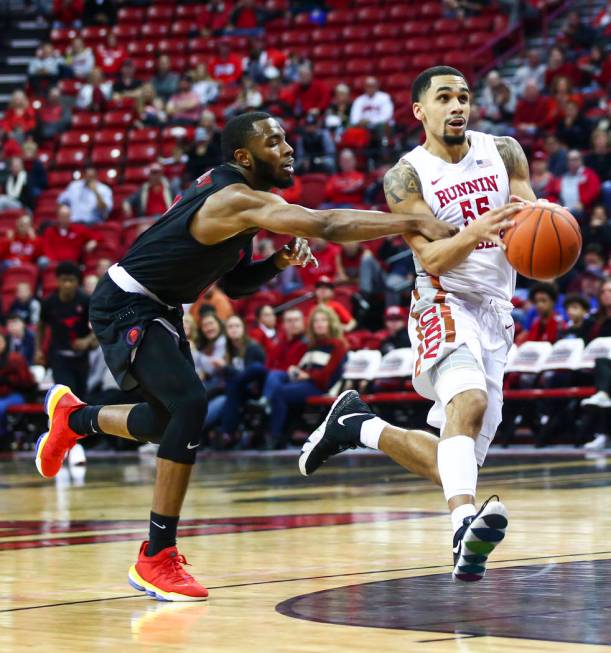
(494, 136, 537, 202)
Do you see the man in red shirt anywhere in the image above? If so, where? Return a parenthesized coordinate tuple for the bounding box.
(209, 41, 243, 84)
(516, 283, 565, 345)
(122, 164, 173, 219)
(310, 276, 356, 332)
(42, 204, 97, 263)
(513, 80, 551, 137)
(282, 64, 331, 117)
(299, 239, 341, 288)
(96, 33, 126, 77)
(324, 149, 366, 207)
(0, 213, 43, 266)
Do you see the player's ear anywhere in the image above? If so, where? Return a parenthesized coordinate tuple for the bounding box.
(412, 102, 424, 122)
(234, 148, 252, 169)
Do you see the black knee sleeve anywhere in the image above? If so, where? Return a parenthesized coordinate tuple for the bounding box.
(126, 403, 170, 444)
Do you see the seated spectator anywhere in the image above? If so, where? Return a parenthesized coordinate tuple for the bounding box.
(83, 273, 99, 296)
(135, 83, 166, 128)
(28, 42, 62, 95)
(380, 305, 410, 355)
(516, 283, 565, 344)
(325, 83, 352, 132)
(530, 151, 559, 202)
(546, 76, 583, 129)
(324, 149, 365, 207)
(479, 70, 516, 125)
(558, 150, 601, 220)
(543, 133, 568, 177)
(335, 242, 365, 285)
(0, 213, 43, 266)
(123, 163, 173, 219)
(58, 167, 113, 224)
(593, 0, 611, 34)
(227, 0, 279, 33)
(152, 55, 179, 103)
(64, 37, 95, 80)
(183, 313, 207, 381)
(556, 100, 593, 151)
(21, 140, 48, 201)
(311, 276, 356, 331)
(513, 49, 546, 96)
(8, 282, 41, 325)
(349, 77, 393, 132)
(261, 75, 293, 117)
(299, 239, 341, 287)
(584, 130, 611, 184)
(52, 0, 84, 27)
(112, 59, 142, 100)
(37, 86, 71, 140)
(95, 32, 126, 76)
(5, 313, 35, 364)
(198, 311, 227, 394)
(577, 44, 607, 90)
(582, 205, 611, 253)
(266, 305, 347, 448)
(561, 293, 594, 340)
(166, 76, 202, 126)
(76, 68, 112, 111)
(198, 109, 222, 149)
(209, 40, 244, 84)
(83, 0, 117, 25)
(195, 0, 232, 35)
(190, 64, 219, 106)
(1, 90, 36, 142)
(243, 36, 286, 84)
(185, 129, 223, 181)
(283, 63, 331, 118)
(557, 9, 597, 51)
(294, 111, 336, 174)
(266, 309, 308, 371)
(35, 261, 96, 398)
(0, 332, 35, 442)
(224, 78, 264, 119)
(249, 304, 278, 356)
(513, 80, 551, 137)
(42, 204, 97, 262)
(544, 46, 580, 90)
(0, 157, 36, 210)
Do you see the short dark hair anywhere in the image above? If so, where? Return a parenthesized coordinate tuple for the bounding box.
(56, 260, 82, 281)
(563, 293, 590, 312)
(221, 111, 272, 162)
(411, 66, 468, 104)
(529, 282, 558, 303)
(255, 303, 273, 319)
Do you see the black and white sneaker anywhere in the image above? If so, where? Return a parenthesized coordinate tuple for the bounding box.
(452, 495, 508, 582)
(298, 390, 373, 476)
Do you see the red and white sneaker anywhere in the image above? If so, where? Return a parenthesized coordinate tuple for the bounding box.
(128, 541, 209, 602)
(35, 384, 86, 478)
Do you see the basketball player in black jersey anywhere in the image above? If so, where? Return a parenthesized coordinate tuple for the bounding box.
(34, 111, 468, 601)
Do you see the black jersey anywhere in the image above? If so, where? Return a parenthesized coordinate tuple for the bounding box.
(119, 164, 256, 305)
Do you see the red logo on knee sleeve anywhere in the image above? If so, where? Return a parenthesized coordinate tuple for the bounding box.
(125, 326, 143, 346)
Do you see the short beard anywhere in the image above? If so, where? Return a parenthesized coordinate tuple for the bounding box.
(443, 132, 466, 145)
(252, 154, 294, 189)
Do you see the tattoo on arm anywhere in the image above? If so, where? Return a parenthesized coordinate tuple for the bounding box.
(495, 136, 529, 179)
(383, 160, 423, 207)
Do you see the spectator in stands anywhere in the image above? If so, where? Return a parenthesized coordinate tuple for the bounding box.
(112, 59, 142, 100)
(0, 331, 35, 443)
(513, 49, 546, 96)
(249, 304, 278, 357)
(325, 83, 352, 132)
(479, 70, 516, 125)
(266, 309, 307, 373)
(577, 44, 608, 90)
(9, 282, 41, 325)
(558, 150, 601, 220)
(593, 0, 611, 34)
(224, 78, 264, 119)
(530, 151, 558, 201)
(122, 163, 173, 219)
(134, 83, 167, 128)
(544, 47, 580, 89)
(561, 294, 594, 340)
(64, 37, 95, 80)
(182, 314, 207, 381)
(243, 37, 286, 84)
(198, 109, 222, 150)
(190, 63, 219, 106)
(380, 306, 410, 355)
(190, 283, 234, 322)
(543, 133, 568, 177)
(41, 204, 97, 263)
(324, 149, 365, 207)
(294, 111, 336, 174)
(76, 67, 112, 111)
(556, 100, 592, 151)
(0, 157, 36, 210)
(36, 261, 95, 399)
(152, 55, 179, 103)
(546, 76, 583, 130)
(52, 0, 84, 28)
(5, 313, 35, 364)
(585, 130, 611, 184)
(312, 276, 356, 332)
(266, 305, 347, 448)
(349, 77, 393, 134)
(261, 75, 292, 117)
(37, 86, 71, 140)
(335, 242, 365, 285)
(283, 63, 331, 118)
(582, 205, 611, 254)
(557, 9, 597, 51)
(299, 239, 340, 288)
(28, 42, 62, 95)
(0, 213, 43, 266)
(166, 76, 202, 126)
(516, 283, 564, 344)
(198, 312, 227, 394)
(1, 90, 36, 142)
(21, 141, 48, 201)
(58, 167, 112, 224)
(209, 40, 244, 84)
(227, 0, 279, 33)
(513, 80, 551, 137)
(83, 273, 99, 297)
(95, 32, 126, 77)
(185, 129, 223, 182)
(466, 102, 503, 136)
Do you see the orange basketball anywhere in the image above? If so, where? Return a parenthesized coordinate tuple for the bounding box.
(503, 204, 582, 280)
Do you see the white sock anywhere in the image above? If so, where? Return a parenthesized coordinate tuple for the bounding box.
(360, 417, 388, 449)
(437, 435, 478, 529)
(451, 502, 477, 534)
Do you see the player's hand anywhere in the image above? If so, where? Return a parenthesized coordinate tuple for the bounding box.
(417, 217, 459, 241)
(467, 203, 522, 250)
(275, 237, 319, 269)
(72, 337, 91, 352)
(34, 349, 46, 365)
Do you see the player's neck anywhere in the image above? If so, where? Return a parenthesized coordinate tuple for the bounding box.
(227, 162, 273, 191)
(423, 134, 470, 164)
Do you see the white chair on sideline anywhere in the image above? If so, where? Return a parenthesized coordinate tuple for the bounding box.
(342, 349, 382, 381)
(540, 338, 585, 371)
(375, 348, 413, 380)
(579, 337, 611, 370)
(505, 341, 551, 374)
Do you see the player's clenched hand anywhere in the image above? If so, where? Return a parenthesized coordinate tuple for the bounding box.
(417, 217, 459, 241)
(275, 237, 319, 269)
(467, 202, 522, 250)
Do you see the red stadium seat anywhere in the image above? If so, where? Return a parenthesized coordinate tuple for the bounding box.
(112, 24, 139, 41)
(57, 79, 83, 96)
(175, 4, 201, 20)
(464, 15, 494, 31)
(147, 5, 174, 22)
(326, 9, 352, 25)
(59, 131, 92, 148)
(105, 97, 136, 112)
(372, 23, 402, 39)
(92, 129, 127, 146)
(356, 7, 386, 23)
(311, 28, 341, 43)
(377, 57, 404, 74)
(280, 31, 310, 47)
(96, 168, 121, 186)
(81, 26, 108, 46)
(161, 125, 195, 144)
(402, 21, 429, 36)
(467, 32, 491, 49)
(55, 148, 88, 169)
(157, 39, 187, 55)
(102, 111, 134, 128)
(91, 145, 124, 167)
(123, 167, 149, 185)
(71, 112, 101, 131)
(405, 36, 430, 54)
(171, 20, 193, 37)
(41, 264, 59, 296)
(47, 170, 74, 188)
(312, 44, 342, 60)
(1, 264, 38, 293)
(189, 37, 214, 54)
(346, 59, 375, 76)
(411, 54, 438, 69)
(142, 23, 170, 39)
(117, 7, 145, 24)
(127, 41, 155, 57)
(421, 2, 442, 17)
(128, 127, 160, 143)
(341, 25, 370, 41)
(300, 174, 327, 209)
(383, 72, 416, 92)
(93, 222, 122, 250)
(125, 143, 158, 164)
(436, 34, 464, 50)
(314, 60, 342, 77)
(344, 42, 369, 58)
(132, 57, 156, 77)
(50, 27, 77, 49)
(388, 5, 412, 20)
(434, 18, 461, 33)
(373, 40, 403, 56)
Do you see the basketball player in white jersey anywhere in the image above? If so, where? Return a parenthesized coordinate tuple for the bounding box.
(299, 66, 538, 582)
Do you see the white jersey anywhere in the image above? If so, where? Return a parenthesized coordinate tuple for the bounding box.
(401, 130, 515, 301)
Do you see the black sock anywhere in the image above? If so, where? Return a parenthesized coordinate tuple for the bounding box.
(68, 406, 103, 436)
(146, 511, 179, 556)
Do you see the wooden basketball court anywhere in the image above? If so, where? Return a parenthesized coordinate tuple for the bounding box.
(0, 450, 609, 652)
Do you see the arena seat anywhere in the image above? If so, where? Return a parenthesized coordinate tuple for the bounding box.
(505, 342, 553, 374)
(96, 167, 121, 186)
(93, 129, 128, 146)
(59, 131, 92, 148)
(91, 145, 124, 167)
(300, 174, 328, 209)
(540, 339, 585, 371)
(117, 6, 145, 24)
(311, 28, 341, 43)
(126, 143, 159, 164)
(147, 5, 174, 22)
(102, 111, 135, 128)
(374, 348, 413, 380)
(112, 24, 139, 41)
(1, 263, 38, 295)
(71, 113, 102, 131)
(341, 25, 370, 41)
(342, 350, 382, 381)
(55, 148, 88, 169)
(579, 337, 611, 369)
(47, 170, 74, 188)
(81, 26, 108, 46)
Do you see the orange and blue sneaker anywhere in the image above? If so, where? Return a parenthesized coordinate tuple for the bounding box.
(35, 384, 86, 478)
(128, 541, 209, 602)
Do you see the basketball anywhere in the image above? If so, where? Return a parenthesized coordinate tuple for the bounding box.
(503, 204, 582, 280)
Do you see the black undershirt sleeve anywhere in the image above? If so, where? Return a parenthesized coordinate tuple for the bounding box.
(219, 242, 282, 298)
